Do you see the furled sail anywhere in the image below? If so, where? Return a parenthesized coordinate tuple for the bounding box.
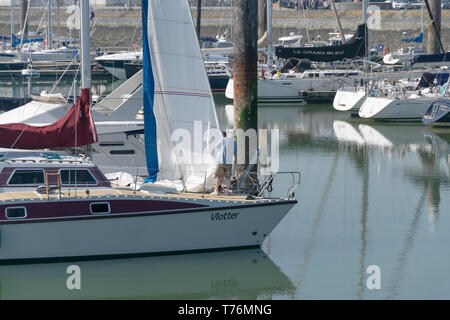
(142, 0, 221, 191)
(275, 24, 367, 62)
(0, 89, 98, 149)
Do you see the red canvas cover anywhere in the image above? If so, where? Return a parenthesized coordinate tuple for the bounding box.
(0, 88, 98, 149)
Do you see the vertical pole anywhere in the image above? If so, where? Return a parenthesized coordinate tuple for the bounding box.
(196, 0, 201, 39)
(20, 0, 28, 39)
(427, 0, 442, 54)
(267, 0, 273, 69)
(330, 0, 345, 42)
(233, 0, 258, 193)
(56, 0, 60, 40)
(80, 0, 90, 90)
(362, 0, 368, 66)
(11, 0, 15, 47)
(47, 0, 52, 50)
(258, 0, 267, 40)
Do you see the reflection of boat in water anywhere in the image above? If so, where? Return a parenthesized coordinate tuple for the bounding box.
(333, 120, 431, 146)
(0, 249, 293, 299)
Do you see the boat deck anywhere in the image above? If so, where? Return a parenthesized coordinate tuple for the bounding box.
(0, 187, 255, 203)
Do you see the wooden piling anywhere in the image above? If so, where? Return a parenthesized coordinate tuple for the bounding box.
(233, 0, 259, 193)
(427, 0, 443, 54)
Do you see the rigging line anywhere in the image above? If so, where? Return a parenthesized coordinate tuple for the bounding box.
(33, 0, 47, 38)
(4, 54, 80, 158)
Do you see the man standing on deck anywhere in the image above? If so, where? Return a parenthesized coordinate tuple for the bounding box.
(212, 131, 237, 195)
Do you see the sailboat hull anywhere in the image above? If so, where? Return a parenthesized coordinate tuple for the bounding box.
(0, 197, 296, 262)
(333, 88, 366, 111)
(359, 96, 434, 121)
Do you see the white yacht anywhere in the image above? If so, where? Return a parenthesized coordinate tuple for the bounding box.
(226, 68, 364, 104)
(95, 50, 143, 80)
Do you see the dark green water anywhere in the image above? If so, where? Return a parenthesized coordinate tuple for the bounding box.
(0, 92, 449, 299)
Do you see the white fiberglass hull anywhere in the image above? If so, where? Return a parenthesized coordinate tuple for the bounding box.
(359, 96, 435, 121)
(333, 88, 366, 111)
(226, 78, 342, 103)
(103, 66, 127, 80)
(0, 200, 295, 261)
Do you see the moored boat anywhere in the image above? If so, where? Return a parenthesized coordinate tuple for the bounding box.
(0, 0, 298, 263)
(423, 98, 450, 125)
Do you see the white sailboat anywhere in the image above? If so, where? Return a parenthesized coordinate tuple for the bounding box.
(0, 0, 298, 262)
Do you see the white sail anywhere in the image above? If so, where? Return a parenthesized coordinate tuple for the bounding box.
(145, 0, 221, 192)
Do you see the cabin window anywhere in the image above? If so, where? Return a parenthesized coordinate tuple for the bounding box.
(5, 207, 27, 219)
(8, 169, 45, 185)
(90, 202, 110, 214)
(60, 169, 97, 185)
(109, 150, 136, 155)
(99, 141, 125, 147)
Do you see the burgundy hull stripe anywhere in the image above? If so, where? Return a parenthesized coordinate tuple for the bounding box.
(0, 199, 208, 221)
(0, 199, 297, 224)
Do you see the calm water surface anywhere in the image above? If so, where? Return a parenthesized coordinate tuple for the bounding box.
(0, 93, 449, 299)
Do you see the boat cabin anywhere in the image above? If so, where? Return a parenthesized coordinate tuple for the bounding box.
(0, 150, 110, 193)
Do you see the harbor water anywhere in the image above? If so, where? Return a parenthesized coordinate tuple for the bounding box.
(0, 91, 449, 299)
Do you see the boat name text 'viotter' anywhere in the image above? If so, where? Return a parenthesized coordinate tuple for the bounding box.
(211, 212, 239, 221)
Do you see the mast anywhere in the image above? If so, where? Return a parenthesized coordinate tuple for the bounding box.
(47, 0, 52, 50)
(267, 0, 272, 69)
(11, 0, 15, 48)
(196, 0, 201, 39)
(258, 0, 267, 40)
(421, 0, 425, 36)
(362, 0, 369, 67)
(80, 0, 91, 90)
(330, 0, 345, 43)
(20, 0, 28, 40)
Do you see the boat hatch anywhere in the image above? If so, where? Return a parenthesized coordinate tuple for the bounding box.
(40, 152, 62, 160)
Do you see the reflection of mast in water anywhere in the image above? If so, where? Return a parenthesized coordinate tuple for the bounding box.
(296, 151, 340, 295)
(405, 131, 450, 232)
(386, 189, 426, 300)
(356, 148, 369, 300)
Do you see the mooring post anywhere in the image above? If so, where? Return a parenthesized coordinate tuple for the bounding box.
(233, 0, 259, 194)
(427, 0, 442, 54)
(196, 0, 202, 39)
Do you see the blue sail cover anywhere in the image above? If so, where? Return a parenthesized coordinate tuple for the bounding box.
(402, 33, 423, 43)
(142, 0, 159, 182)
(12, 34, 44, 48)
